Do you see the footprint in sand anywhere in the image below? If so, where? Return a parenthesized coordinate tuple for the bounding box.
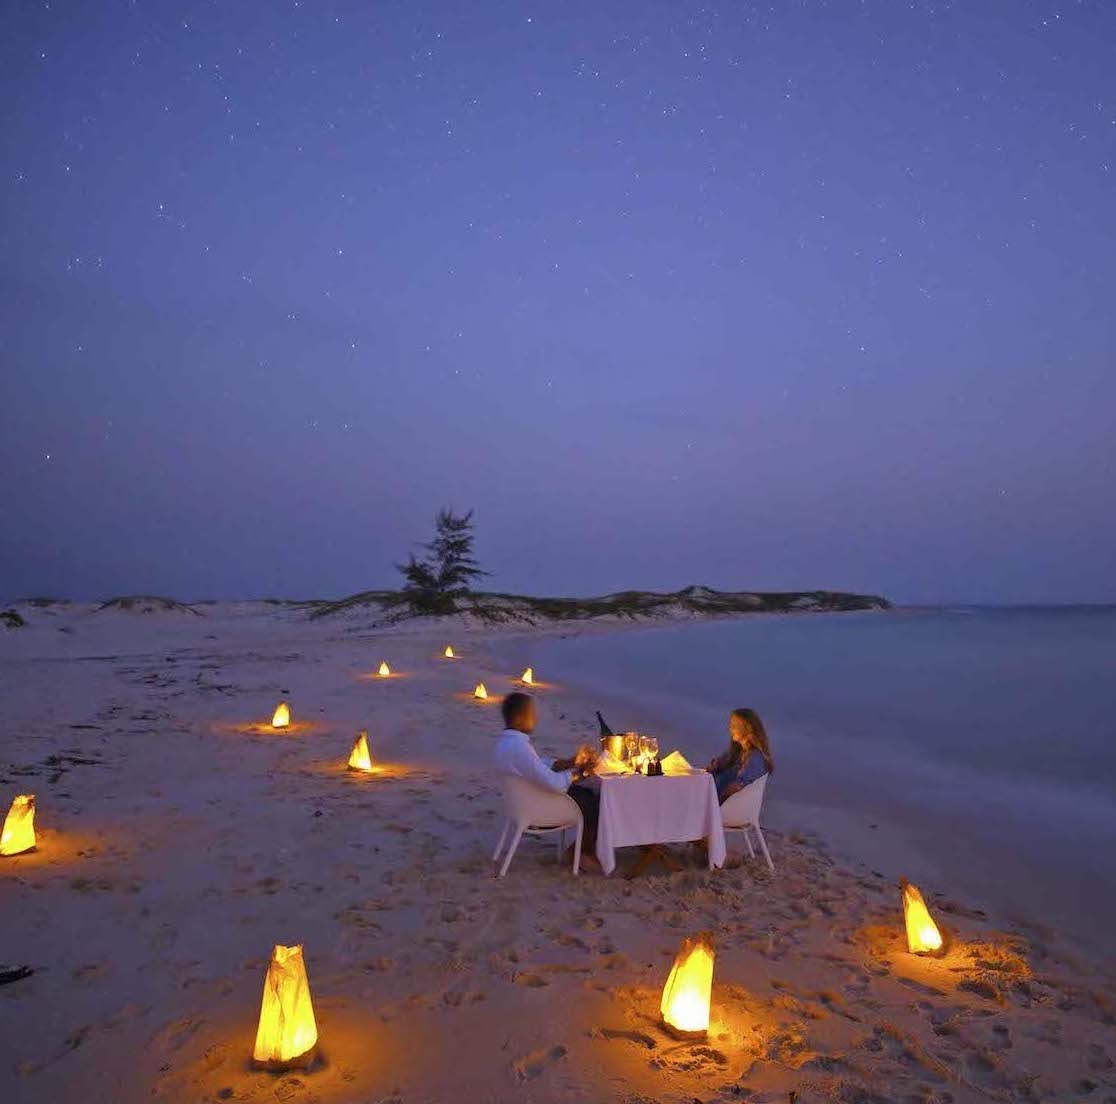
(957, 976, 1002, 1003)
(549, 931, 590, 951)
(960, 1048, 1013, 1095)
(424, 937, 459, 954)
(599, 1027, 657, 1050)
(514, 1044, 567, 1080)
(815, 989, 862, 1022)
(897, 975, 946, 998)
(657, 1044, 729, 1073)
(72, 962, 109, 985)
(1087, 1042, 1113, 1071)
(441, 989, 486, 1007)
(201, 1042, 228, 1072)
(514, 972, 548, 988)
(274, 1077, 308, 1100)
(362, 956, 395, 972)
(151, 1016, 205, 1053)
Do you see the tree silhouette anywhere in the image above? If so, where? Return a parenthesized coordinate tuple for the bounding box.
(397, 509, 488, 613)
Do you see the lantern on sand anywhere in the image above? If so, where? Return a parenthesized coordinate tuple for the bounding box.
(660, 931, 715, 1037)
(474, 682, 488, 700)
(348, 731, 373, 773)
(377, 661, 391, 677)
(253, 943, 318, 1069)
(1, 794, 36, 856)
(520, 667, 534, 685)
(271, 702, 290, 729)
(444, 645, 455, 659)
(900, 879, 943, 954)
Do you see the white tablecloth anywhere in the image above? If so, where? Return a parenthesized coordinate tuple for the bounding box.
(595, 771, 726, 875)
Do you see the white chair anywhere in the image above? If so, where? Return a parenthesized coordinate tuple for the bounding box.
(491, 775, 583, 877)
(719, 775, 774, 871)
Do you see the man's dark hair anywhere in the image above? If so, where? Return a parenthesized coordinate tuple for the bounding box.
(502, 691, 533, 728)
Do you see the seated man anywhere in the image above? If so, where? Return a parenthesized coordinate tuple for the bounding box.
(493, 692, 601, 859)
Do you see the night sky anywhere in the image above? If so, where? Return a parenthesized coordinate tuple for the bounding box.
(2, 1, 1113, 604)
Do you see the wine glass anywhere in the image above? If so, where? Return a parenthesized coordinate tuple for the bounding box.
(623, 732, 639, 763)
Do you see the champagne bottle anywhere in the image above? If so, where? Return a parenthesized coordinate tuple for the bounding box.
(596, 710, 614, 737)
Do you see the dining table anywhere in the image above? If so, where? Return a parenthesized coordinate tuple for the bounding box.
(593, 767, 727, 876)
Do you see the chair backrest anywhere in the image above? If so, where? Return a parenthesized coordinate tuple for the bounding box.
(720, 774, 768, 829)
(502, 774, 581, 828)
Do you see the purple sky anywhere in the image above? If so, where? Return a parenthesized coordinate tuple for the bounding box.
(2, 1, 1113, 604)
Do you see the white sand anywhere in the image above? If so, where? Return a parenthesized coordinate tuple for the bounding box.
(1, 602, 1114, 1103)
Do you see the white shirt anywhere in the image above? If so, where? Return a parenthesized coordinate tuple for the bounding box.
(492, 728, 572, 793)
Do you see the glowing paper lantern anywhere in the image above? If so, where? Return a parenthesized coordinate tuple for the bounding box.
(377, 661, 391, 677)
(660, 932, 715, 1037)
(348, 731, 373, 772)
(521, 667, 534, 685)
(252, 943, 318, 1069)
(474, 682, 488, 700)
(0, 794, 36, 856)
(900, 879, 943, 954)
(444, 645, 455, 659)
(272, 702, 290, 729)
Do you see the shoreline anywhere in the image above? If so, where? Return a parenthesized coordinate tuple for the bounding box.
(487, 617, 1116, 965)
(1, 605, 1114, 1102)
(474, 641, 948, 929)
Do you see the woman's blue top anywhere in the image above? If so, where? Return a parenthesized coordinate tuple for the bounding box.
(712, 748, 767, 802)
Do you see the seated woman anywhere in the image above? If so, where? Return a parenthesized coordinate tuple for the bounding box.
(707, 708, 774, 803)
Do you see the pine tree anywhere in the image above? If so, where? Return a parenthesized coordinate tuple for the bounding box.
(397, 509, 488, 613)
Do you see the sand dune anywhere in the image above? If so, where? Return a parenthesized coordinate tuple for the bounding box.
(1, 603, 1113, 1103)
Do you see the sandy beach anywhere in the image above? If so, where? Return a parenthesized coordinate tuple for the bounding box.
(2, 601, 1114, 1104)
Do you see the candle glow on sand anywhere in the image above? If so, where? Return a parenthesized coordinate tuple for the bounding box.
(660, 932, 715, 1036)
(474, 682, 488, 700)
(271, 702, 290, 728)
(348, 731, 373, 772)
(1, 794, 36, 856)
(377, 661, 392, 677)
(444, 645, 455, 658)
(253, 943, 318, 1069)
(900, 879, 943, 954)
(520, 666, 534, 685)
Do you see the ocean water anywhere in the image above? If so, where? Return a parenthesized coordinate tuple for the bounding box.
(513, 608, 1116, 952)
